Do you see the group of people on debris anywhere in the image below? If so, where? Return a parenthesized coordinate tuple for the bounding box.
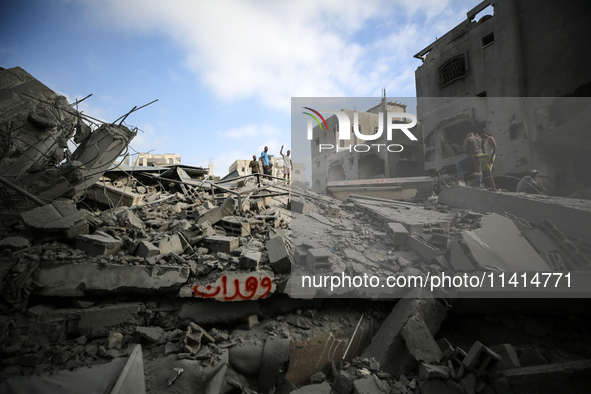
(248, 145, 293, 182)
(456, 130, 544, 194)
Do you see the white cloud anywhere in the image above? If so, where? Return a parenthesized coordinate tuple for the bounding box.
(87, 0, 477, 111)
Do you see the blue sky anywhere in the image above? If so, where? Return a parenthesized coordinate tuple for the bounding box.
(1, 0, 478, 177)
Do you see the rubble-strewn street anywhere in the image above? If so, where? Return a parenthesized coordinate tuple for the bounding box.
(2, 62, 591, 393)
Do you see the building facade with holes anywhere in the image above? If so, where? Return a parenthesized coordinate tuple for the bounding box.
(309, 100, 425, 193)
(414, 0, 591, 195)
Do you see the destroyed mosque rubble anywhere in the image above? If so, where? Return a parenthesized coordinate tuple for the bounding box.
(1, 69, 591, 394)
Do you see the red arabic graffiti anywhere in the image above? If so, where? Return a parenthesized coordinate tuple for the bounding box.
(192, 275, 273, 301)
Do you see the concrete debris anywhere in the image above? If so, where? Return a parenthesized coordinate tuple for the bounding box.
(1, 65, 591, 393)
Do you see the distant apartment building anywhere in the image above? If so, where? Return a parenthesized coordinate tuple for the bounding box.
(133, 153, 181, 167)
(310, 99, 424, 192)
(414, 0, 591, 194)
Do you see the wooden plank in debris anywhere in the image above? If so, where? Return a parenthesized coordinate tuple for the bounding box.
(87, 182, 143, 207)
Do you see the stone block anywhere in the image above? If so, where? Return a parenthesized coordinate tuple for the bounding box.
(21, 201, 88, 238)
(332, 370, 355, 394)
(387, 222, 409, 246)
(239, 250, 261, 270)
(267, 236, 291, 273)
(293, 244, 310, 265)
(76, 232, 122, 256)
(136, 240, 160, 259)
(159, 234, 184, 255)
(291, 198, 310, 214)
(206, 236, 239, 254)
(401, 314, 444, 364)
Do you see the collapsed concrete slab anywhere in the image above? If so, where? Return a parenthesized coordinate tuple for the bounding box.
(20, 201, 88, 239)
(76, 232, 122, 256)
(179, 270, 276, 301)
(78, 303, 142, 337)
(361, 298, 447, 377)
(33, 262, 190, 296)
(327, 177, 434, 201)
(462, 214, 550, 271)
(439, 185, 591, 242)
(350, 197, 452, 234)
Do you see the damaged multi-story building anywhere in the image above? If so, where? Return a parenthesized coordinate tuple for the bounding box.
(310, 99, 425, 193)
(413, 0, 591, 195)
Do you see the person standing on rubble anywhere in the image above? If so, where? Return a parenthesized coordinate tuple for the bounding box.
(260, 146, 272, 180)
(516, 169, 545, 194)
(473, 130, 497, 192)
(249, 154, 261, 185)
(456, 132, 481, 181)
(280, 145, 293, 182)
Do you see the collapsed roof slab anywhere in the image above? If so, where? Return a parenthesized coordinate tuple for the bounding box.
(439, 186, 591, 242)
(350, 197, 453, 234)
(327, 176, 434, 201)
(462, 213, 550, 272)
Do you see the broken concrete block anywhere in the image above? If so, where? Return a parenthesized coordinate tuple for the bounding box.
(78, 303, 141, 337)
(327, 207, 340, 218)
(353, 375, 389, 394)
(306, 248, 331, 271)
(437, 338, 456, 360)
(239, 250, 261, 270)
(462, 341, 502, 376)
(159, 234, 184, 255)
(267, 236, 291, 273)
(220, 217, 250, 236)
(293, 244, 310, 265)
(136, 240, 160, 259)
(419, 362, 450, 380)
(206, 236, 239, 254)
(449, 241, 475, 272)
(34, 262, 190, 296)
(184, 322, 215, 354)
(116, 209, 144, 230)
(387, 222, 409, 246)
(401, 314, 444, 364)
(291, 198, 310, 214)
(136, 326, 164, 342)
(76, 232, 122, 256)
(0, 236, 30, 250)
(21, 201, 88, 238)
(219, 196, 235, 217)
(181, 221, 215, 246)
(332, 370, 355, 394)
(195, 208, 223, 226)
(361, 298, 447, 377)
(407, 235, 441, 263)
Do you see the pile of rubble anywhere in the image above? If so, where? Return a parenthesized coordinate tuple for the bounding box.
(2, 66, 591, 393)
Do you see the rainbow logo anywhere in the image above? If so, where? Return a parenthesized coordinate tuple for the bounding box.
(302, 107, 329, 132)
